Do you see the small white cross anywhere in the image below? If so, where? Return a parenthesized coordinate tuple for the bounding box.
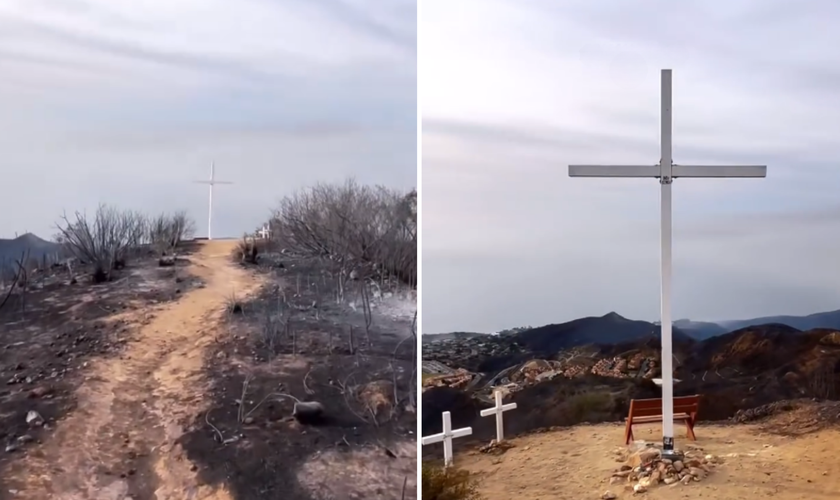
(258, 225, 271, 239)
(480, 389, 517, 442)
(421, 411, 472, 467)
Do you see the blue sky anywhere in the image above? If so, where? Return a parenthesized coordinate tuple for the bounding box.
(422, 0, 840, 332)
(0, 0, 416, 239)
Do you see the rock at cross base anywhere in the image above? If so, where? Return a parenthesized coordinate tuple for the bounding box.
(611, 445, 720, 491)
(479, 439, 514, 455)
(626, 447, 660, 468)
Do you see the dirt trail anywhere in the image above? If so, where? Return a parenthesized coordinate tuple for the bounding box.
(5, 240, 264, 500)
(456, 422, 840, 500)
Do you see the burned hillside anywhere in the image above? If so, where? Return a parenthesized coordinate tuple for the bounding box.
(422, 320, 840, 447)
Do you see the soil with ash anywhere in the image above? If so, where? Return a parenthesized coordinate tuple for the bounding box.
(0, 246, 201, 493)
(180, 255, 417, 500)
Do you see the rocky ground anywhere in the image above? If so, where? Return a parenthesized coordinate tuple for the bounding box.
(446, 400, 840, 499)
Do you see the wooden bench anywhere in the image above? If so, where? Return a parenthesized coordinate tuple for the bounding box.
(624, 395, 701, 445)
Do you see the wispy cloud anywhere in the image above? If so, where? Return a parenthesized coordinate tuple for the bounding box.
(0, 0, 416, 238)
(422, 0, 840, 332)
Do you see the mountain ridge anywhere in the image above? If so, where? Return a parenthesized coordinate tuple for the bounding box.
(428, 308, 840, 341)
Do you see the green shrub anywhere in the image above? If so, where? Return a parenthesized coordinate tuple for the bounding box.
(421, 462, 483, 500)
(564, 390, 614, 423)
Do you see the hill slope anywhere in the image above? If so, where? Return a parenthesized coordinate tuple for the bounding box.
(0, 233, 62, 268)
(512, 312, 694, 354)
(674, 318, 728, 339)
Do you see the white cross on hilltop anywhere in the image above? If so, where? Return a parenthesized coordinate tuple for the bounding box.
(568, 69, 766, 456)
(480, 389, 517, 442)
(421, 411, 472, 467)
(193, 161, 233, 240)
(258, 225, 271, 239)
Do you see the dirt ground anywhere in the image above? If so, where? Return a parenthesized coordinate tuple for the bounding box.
(0, 241, 255, 499)
(450, 407, 840, 500)
(0, 240, 417, 500)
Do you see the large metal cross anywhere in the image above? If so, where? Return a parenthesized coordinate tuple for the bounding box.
(568, 69, 766, 455)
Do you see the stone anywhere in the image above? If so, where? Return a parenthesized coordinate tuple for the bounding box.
(673, 460, 685, 472)
(601, 491, 617, 500)
(26, 410, 44, 427)
(689, 467, 706, 480)
(681, 475, 693, 485)
(663, 476, 678, 485)
(627, 448, 660, 468)
(633, 484, 647, 493)
(28, 385, 50, 399)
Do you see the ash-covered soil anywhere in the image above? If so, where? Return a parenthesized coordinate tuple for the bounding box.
(0, 244, 203, 498)
(179, 253, 418, 500)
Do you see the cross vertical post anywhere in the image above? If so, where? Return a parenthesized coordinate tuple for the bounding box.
(194, 161, 233, 240)
(659, 68, 676, 451)
(568, 69, 766, 456)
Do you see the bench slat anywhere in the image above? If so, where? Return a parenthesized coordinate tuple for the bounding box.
(626, 413, 690, 423)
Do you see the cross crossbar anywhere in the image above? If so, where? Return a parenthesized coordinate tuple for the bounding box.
(569, 164, 766, 178)
(479, 390, 517, 442)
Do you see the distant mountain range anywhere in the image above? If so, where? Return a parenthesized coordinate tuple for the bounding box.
(0, 233, 63, 271)
(675, 310, 840, 339)
(426, 309, 840, 344)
